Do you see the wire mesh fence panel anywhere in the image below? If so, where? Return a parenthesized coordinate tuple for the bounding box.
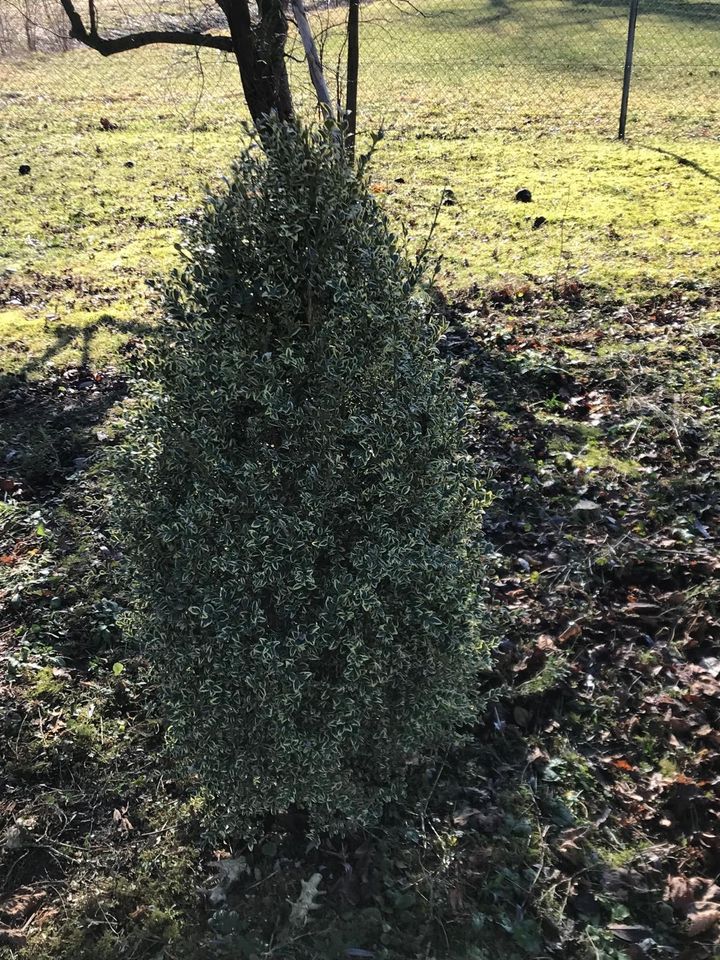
(348, 0, 719, 138)
(629, 0, 720, 137)
(0, 0, 717, 140)
(1, 0, 718, 334)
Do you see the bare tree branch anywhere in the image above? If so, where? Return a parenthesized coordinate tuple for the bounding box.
(58, 0, 235, 55)
(53, 0, 347, 133)
(88, 0, 97, 36)
(290, 0, 335, 117)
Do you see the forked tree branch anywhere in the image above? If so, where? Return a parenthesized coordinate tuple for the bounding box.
(58, 0, 235, 55)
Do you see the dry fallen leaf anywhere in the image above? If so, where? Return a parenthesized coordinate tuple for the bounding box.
(536, 633, 558, 652)
(664, 874, 703, 913)
(555, 826, 589, 867)
(558, 622, 582, 643)
(687, 904, 720, 937)
(0, 926, 26, 948)
(527, 746, 549, 766)
(664, 875, 720, 937)
(0, 887, 47, 923)
(112, 806, 134, 833)
(608, 922, 652, 943)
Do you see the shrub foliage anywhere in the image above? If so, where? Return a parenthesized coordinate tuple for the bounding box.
(116, 120, 487, 835)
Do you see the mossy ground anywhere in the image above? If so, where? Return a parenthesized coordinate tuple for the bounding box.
(1, 1, 720, 957)
(2, 281, 719, 960)
(2, 0, 719, 375)
(4, 110, 718, 377)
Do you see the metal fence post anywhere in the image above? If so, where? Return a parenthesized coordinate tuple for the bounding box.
(345, 0, 360, 157)
(618, 0, 641, 140)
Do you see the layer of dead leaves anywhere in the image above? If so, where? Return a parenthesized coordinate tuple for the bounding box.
(438, 279, 720, 957)
(1, 281, 718, 959)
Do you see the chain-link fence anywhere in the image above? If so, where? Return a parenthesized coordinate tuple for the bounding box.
(0, 0, 718, 140)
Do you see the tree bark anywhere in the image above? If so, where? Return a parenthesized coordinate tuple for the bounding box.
(290, 0, 334, 119)
(59, 0, 235, 55)
(257, 0, 294, 121)
(217, 0, 293, 124)
(24, 0, 37, 51)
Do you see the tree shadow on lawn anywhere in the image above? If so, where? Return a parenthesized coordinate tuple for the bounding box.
(438, 283, 720, 604)
(1, 284, 719, 959)
(637, 143, 720, 186)
(0, 317, 152, 498)
(567, 0, 720, 22)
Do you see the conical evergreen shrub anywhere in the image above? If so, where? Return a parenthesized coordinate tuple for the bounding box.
(116, 119, 488, 836)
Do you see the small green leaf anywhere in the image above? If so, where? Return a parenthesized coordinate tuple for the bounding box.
(112, 662, 125, 676)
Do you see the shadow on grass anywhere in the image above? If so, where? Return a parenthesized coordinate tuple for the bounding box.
(637, 143, 720, 185)
(0, 316, 152, 496)
(1, 315, 154, 388)
(440, 299, 719, 595)
(1, 286, 718, 958)
(569, 0, 720, 22)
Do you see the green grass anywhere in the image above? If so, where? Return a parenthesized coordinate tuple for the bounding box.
(1, 0, 719, 374)
(3, 280, 719, 960)
(1, 2, 720, 957)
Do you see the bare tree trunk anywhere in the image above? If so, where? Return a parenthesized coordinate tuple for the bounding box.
(217, 0, 293, 124)
(0, 7, 10, 54)
(39, 0, 70, 51)
(257, 0, 294, 120)
(24, 0, 37, 52)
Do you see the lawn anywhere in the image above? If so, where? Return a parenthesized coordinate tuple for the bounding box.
(1, 0, 719, 375)
(1, 0, 720, 957)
